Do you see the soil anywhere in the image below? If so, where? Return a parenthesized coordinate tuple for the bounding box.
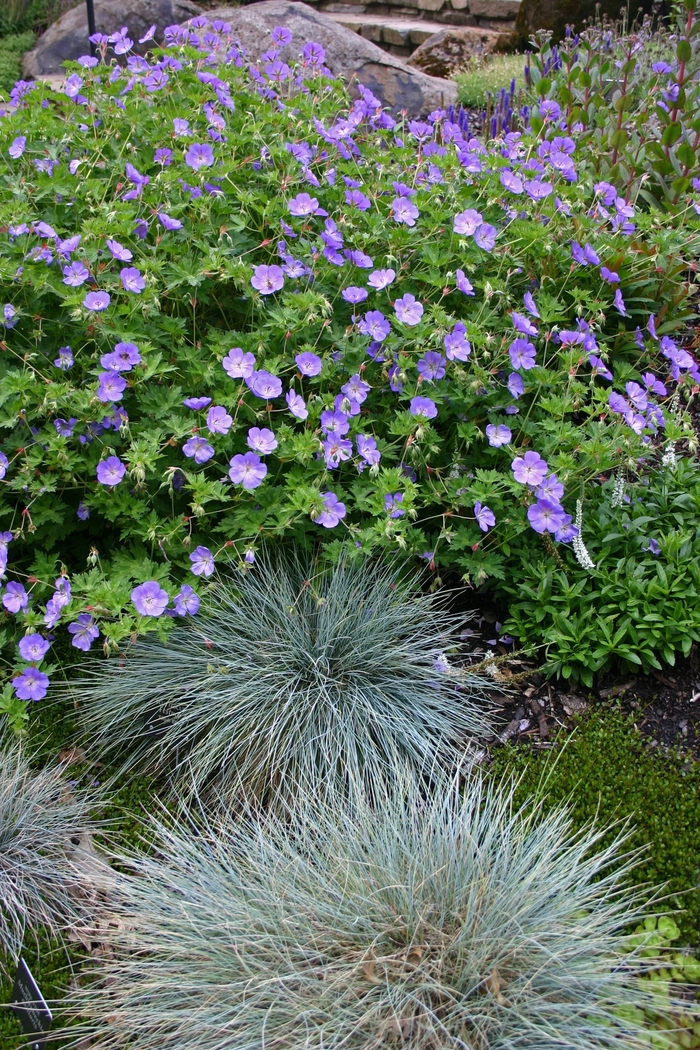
(457, 603, 700, 760)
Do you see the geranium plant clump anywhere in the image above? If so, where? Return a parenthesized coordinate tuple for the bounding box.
(0, 17, 699, 713)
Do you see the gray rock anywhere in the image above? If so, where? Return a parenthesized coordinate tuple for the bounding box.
(407, 26, 503, 78)
(193, 1, 457, 114)
(22, 0, 199, 79)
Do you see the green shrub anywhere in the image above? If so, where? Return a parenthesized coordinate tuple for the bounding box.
(490, 707, 700, 944)
(68, 556, 494, 801)
(62, 770, 693, 1049)
(502, 458, 700, 684)
(0, 18, 698, 708)
(0, 743, 101, 965)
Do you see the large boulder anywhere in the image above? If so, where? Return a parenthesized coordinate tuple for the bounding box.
(513, 0, 659, 47)
(22, 0, 199, 79)
(191, 1, 458, 114)
(407, 26, 504, 78)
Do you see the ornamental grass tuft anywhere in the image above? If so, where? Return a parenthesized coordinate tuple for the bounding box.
(0, 743, 100, 966)
(62, 771, 686, 1049)
(71, 556, 494, 801)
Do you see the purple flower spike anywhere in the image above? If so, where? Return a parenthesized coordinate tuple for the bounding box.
(185, 142, 215, 170)
(314, 491, 346, 528)
(83, 290, 110, 311)
(12, 667, 49, 701)
(96, 456, 126, 486)
(190, 545, 215, 577)
(68, 614, 99, 651)
(251, 264, 284, 295)
(512, 451, 548, 486)
(131, 580, 169, 617)
(18, 633, 50, 662)
(228, 452, 267, 489)
(410, 396, 438, 420)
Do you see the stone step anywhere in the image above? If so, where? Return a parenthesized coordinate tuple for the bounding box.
(311, 0, 520, 41)
(326, 11, 447, 55)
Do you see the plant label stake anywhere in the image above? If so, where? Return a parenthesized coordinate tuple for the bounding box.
(10, 959, 52, 1049)
(85, 0, 97, 57)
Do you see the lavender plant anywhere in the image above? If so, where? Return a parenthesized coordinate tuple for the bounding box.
(60, 770, 692, 1049)
(68, 556, 493, 801)
(0, 743, 100, 965)
(0, 17, 699, 712)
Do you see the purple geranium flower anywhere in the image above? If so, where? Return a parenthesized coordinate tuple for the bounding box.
(444, 322, 471, 362)
(54, 417, 77, 437)
(410, 396, 438, 420)
(342, 286, 368, 305)
(97, 371, 127, 403)
(537, 473, 565, 502)
(474, 501, 496, 532)
(131, 580, 169, 617)
(3, 582, 28, 613)
(614, 289, 627, 316)
(455, 270, 474, 295)
(247, 426, 278, 454)
(185, 142, 215, 169)
(323, 436, 353, 468)
(512, 451, 548, 486)
(251, 264, 284, 295)
(0, 452, 8, 479)
(474, 224, 497, 251)
(320, 410, 349, 436)
(346, 189, 370, 211)
(248, 370, 282, 400)
(417, 352, 446, 381)
(158, 212, 183, 231)
(77, 502, 89, 520)
(523, 291, 540, 317)
(368, 268, 395, 289)
(174, 585, 200, 616)
(96, 456, 126, 486)
(183, 436, 215, 463)
(527, 498, 567, 534)
(508, 373, 525, 399)
(83, 290, 110, 311)
(288, 192, 318, 216)
(228, 452, 267, 489)
(384, 492, 405, 518)
(206, 405, 232, 435)
(512, 311, 538, 337)
(183, 396, 212, 410)
(8, 136, 26, 159)
(3, 304, 17, 329)
(509, 339, 537, 371)
(356, 434, 380, 468)
(62, 261, 90, 287)
(453, 209, 482, 235)
(341, 375, 371, 403)
(485, 424, 512, 447)
(286, 389, 308, 419)
(190, 545, 215, 577)
(12, 667, 49, 701)
(391, 198, 419, 225)
(314, 491, 346, 528)
(101, 342, 141, 371)
(68, 614, 99, 651)
(358, 310, 390, 342)
(120, 267, 146, 293)
(18, 633, 50, 662)
(106, 239, 132, 261)
(296, 351, 322, 376)
(394, 293, 424, 326)
(223, 347, 256, 379)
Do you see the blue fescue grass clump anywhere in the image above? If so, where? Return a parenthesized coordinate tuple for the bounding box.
(0, 743, 101, 967)
(62, 770, 692, 1049)
(70, 556, 495, 801)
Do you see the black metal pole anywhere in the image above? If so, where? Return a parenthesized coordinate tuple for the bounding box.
(86, 0, 97, 57)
